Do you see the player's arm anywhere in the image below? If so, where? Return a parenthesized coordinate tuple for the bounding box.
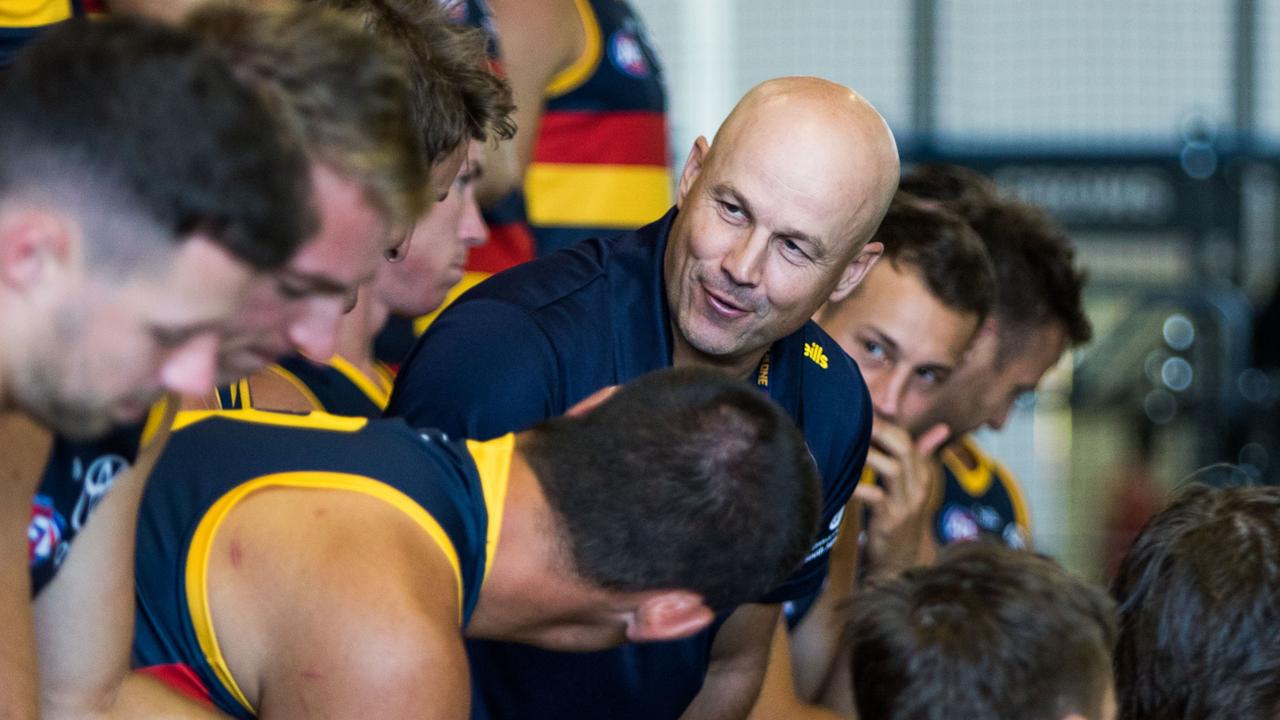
(746, 621, 846, 720)
(473, 0, 584, 202)
(678, 603, 778, 720)
(225, 489, 468, 719)
(386, 298, 560, 439)
(0, 414, 50, 720)
(31, 406, 213, 720)
(786, 499, 861, 703)
(747, 502, 862, 719)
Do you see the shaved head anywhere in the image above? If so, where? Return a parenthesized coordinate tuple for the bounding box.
(665, 76, 900, 376)
(704, 77, 899, 255)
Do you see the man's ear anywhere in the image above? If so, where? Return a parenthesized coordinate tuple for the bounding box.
(675, 136, 710, 210)
(828, 241, 883, 303)
(0, 209, 74, 292)
(626, 591, 714, 643)
(564, 385, 618, 418)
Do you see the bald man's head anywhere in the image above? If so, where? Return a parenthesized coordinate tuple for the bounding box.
(664, 76, 899, 373)
(707, 77, 899, 249)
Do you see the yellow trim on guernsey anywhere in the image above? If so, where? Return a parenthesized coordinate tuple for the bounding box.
(523, 164, 672, 228)
(942, 438, 995, 498)
(466, 433, 515, 585)
(414, 271, 490, 336)
(327, 355, 392, 411)
(185, 471, 468, 715)
(139, 396, 173, 448)
(544, 0, 602, 98)
(264, 365, 323, 412)
(0, 0, 71, 27)
(170, 408, 369, 434)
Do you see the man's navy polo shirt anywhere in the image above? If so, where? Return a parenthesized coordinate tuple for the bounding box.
(386, 208, 872, 719)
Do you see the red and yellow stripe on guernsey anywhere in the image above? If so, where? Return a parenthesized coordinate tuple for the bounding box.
(524, 111, 671, 230)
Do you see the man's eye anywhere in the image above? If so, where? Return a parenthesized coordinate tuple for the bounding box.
(780, 237, 811, 262)
(916, 367, 941, 385)
(719, 200, 744, 218)
(862, 340, 886, 361)
(151, 327, 192, 348)
(277, 280, 311, 300)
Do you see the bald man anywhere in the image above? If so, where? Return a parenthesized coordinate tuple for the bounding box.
(387, 76, 899, 719)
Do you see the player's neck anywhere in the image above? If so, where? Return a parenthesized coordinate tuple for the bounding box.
(331, 291, 388, 380)
(465, 444, 561, 641)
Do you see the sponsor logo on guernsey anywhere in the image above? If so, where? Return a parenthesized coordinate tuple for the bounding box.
(974, 504, 1003, 531)
(803, 342, 829, 369)
(803, 505, 845, 563)
(1002, 523, 1027, 550)
(940, 505, 980, 543)
(71, 454, 128, 531)
(438, 0, 468, 22)
(608, 29, 650, 78)
(28, 495, 66, 566)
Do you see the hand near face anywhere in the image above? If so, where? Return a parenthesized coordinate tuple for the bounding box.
(853, 421, 949, 577)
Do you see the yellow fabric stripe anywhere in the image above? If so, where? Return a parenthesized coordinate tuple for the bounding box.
(994, 464, 1032, 536)
(171, 408, 369, 433)
(414, 271, 490, 336)
(326, 356, 391, 411)
(140, 396, 174, 448)
(185, 471, 468, 714)
(524, 163, 671, 228)
(466, 434, 514, 586)
(857, 465, 875, 486)
(545, 0, 602, 98)
(0, 0, 71, 27)
(942, 437, 995, 498)
(374, 362, 396, 392)
(264, 366, 323, 412)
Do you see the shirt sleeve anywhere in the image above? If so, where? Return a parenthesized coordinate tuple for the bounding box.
(385, 298, 562, 441)
(760, 363, 872, 604)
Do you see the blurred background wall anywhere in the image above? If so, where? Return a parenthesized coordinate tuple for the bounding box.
(630, 0, 1280, 580)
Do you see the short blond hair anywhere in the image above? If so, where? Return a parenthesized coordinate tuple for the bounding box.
(186, 1, 428, 231)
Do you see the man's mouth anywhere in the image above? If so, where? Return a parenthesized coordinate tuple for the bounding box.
(701, 282, 752, 319)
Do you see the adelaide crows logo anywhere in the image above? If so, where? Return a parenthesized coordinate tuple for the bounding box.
(28, 495, 66, 566)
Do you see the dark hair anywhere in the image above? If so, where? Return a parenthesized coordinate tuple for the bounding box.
(899, 163, 999, 207)
(848, 542, 1116, 720)
(0, 16, 312, 270)
(1111, 483, 1280, 720)
(858, 190, 996, 322)
(314, 0, 515, 162)
(186, 1, 427, 232)
(521, 367, 821, 611)
(903, 164, 1092, 363)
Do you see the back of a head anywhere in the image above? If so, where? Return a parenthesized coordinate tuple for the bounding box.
(522, 367, 821, 611)
(185, 0, 427, 231)
(848, 543, 1116, 720)
(911, 168, 1090, 363)
(0, 15, 312, 271)
(835, 190, 996, 323)
(1112, 483, 1280, 720)
(900, 163, 999, 208)
(312, 0, 515, 162)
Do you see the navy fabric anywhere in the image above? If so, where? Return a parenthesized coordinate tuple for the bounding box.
(387, 208, 872, 718)
(29, 421, 145, 595)
(132, 415, 490, 718)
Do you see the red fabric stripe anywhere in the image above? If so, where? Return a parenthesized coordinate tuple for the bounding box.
(137, 664, 216, 707)
(466, 221, 535, 275)
(532, 111, 668, 167)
